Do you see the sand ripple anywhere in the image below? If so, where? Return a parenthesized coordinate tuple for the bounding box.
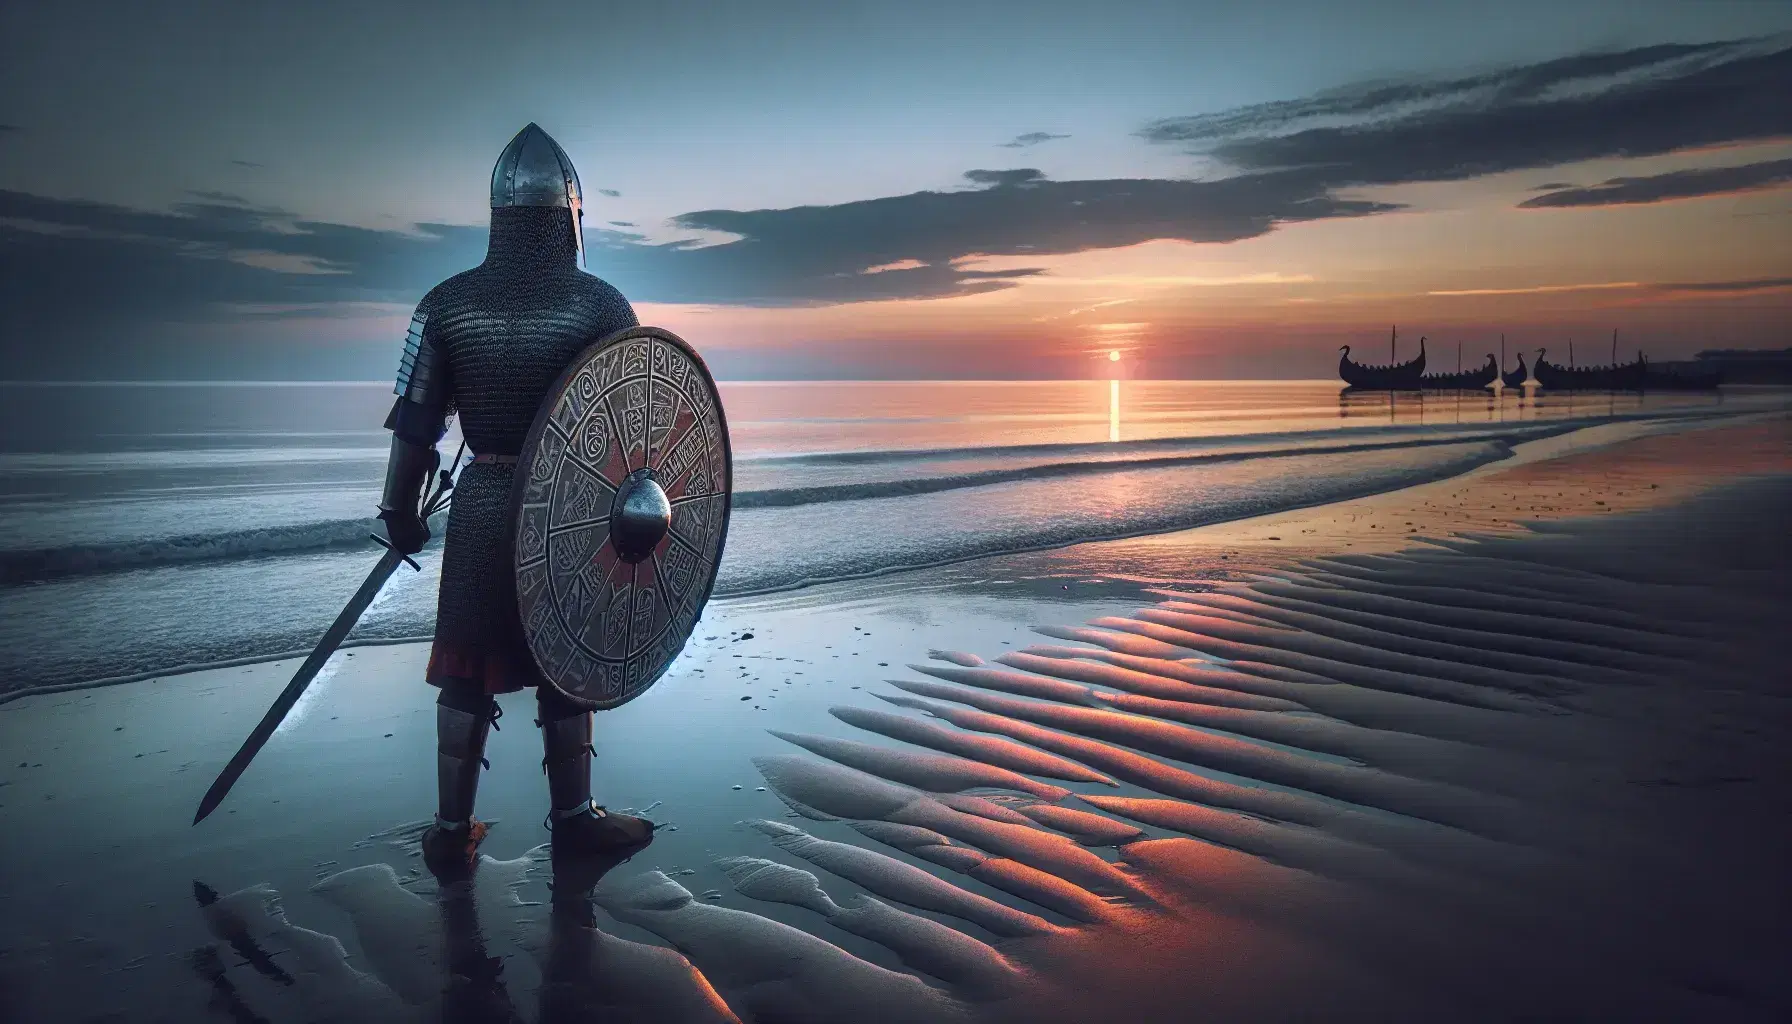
(182, 479, 1791, 1021)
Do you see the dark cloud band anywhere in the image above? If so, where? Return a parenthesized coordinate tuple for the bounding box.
(1146, 37, 1791, 189)
(1140, 40, 1752, 145)
(1653, 276, 1792, 293)
(1000, 131, 1069, 148)
(1521, 158, 1792, 208)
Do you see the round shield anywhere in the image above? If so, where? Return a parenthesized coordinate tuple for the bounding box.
(509, 326, 731, 709)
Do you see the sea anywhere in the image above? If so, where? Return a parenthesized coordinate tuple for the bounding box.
(1, 379, 1779, 693)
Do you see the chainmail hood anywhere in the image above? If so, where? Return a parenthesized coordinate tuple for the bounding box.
(484, 206, 579, 270)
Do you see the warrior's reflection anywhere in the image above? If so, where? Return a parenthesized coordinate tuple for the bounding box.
(435, 858, 522, 1024)
(433, 840, 657, 1024)
(533, 850, 645, 1024)
(189, 828, 718, 1023)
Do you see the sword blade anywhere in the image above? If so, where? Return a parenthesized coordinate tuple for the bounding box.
(193, 545, 408, 824)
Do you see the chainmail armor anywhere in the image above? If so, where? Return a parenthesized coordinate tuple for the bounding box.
(418, 206, 639, 660)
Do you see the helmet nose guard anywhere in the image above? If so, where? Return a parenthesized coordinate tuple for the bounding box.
(491, 122, 585, 267)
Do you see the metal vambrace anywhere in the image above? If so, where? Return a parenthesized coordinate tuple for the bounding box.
(380, 434, 437, 520)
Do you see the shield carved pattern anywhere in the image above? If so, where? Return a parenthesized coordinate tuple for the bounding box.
(509, 326, 732, 709)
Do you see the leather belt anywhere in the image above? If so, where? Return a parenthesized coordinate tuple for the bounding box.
(471, 453, 519, 465)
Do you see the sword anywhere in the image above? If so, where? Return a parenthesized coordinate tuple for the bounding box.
(193, 442, 465, 825)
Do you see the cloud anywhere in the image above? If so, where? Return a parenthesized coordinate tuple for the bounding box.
(1651, 276, 1792, 293)
(1000, 131, 1070, 148)
(598, 188, 621, 197)
(0, 152, 1401, 371)
(1519, 157, 1792, 208)
(230, 159, 264, 169)
(1425, 277, 1792, 298)
(0, 188, 482, 372)
(187, 189, 250, 204)
(1428, 282, 1641, 297)
(1048, 271, 1315, 288)
(861, 258, 928, 274)
(1033, 298, 1135, 322)
(652, 169, 1396, 304)
(608, 220, 636, 227)
(1142, 36, 1792, 188)
(1142, 41, 1750, 142)
(962, 168, 1047, 189)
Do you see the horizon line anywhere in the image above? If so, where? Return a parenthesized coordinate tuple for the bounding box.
(0, 377, 1350, 387)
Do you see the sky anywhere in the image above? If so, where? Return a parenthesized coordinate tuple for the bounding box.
(1, 0, 1789, 381)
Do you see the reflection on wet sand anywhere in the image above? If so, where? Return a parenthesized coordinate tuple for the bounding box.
(173, 474, 1790, 1022)
(191, 839, 740, 1024)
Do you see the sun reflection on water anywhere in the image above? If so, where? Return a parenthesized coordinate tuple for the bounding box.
(1109, 379, 1120, 442)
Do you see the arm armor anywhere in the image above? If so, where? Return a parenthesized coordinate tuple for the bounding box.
(381, 306, 450, 516)
(379, 435, 437, 519)
(395, 310, 444, 408)
(385, 308, 453, 448)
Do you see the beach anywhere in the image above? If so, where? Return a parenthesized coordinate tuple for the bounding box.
(1, 412, 1788, 1022)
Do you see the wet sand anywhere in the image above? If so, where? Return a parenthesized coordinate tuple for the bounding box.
(1, 416, 1787, 1022)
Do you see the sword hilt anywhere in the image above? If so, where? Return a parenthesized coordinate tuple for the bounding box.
(370, 533, 421, 571)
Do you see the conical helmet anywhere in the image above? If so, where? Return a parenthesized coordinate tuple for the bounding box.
(490, 123, 585, 266)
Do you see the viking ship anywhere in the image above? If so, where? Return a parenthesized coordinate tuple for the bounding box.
(1339, 336, 1426, 390)
(1606, 353, 1650, 390)
(1532, 348, 1582, 389)
(1501, 351, 1529, 389)
(1422, 353, 1498, 390)
(1534, 348, 1650, 391)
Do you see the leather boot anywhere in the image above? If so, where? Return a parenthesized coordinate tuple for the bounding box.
(422, 683, 496, 877)
(538, 690, 654, 855)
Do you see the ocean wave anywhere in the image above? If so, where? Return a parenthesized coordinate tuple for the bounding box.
(3, 405, 1759, 585)
(0, 433, 1548, 583)
(739, 422, 1476, 466)
(0, 518, 406, 584)
(0, 438, 1523, 692)
(714, 440, 1518, 597)
(730, 432, 1550, 508)
(729, 404, 1744, 469)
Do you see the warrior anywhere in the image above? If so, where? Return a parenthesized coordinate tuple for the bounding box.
(378, 123, 655, 866)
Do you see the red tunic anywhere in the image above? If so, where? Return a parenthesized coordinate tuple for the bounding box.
(425, 636, 544, 695)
